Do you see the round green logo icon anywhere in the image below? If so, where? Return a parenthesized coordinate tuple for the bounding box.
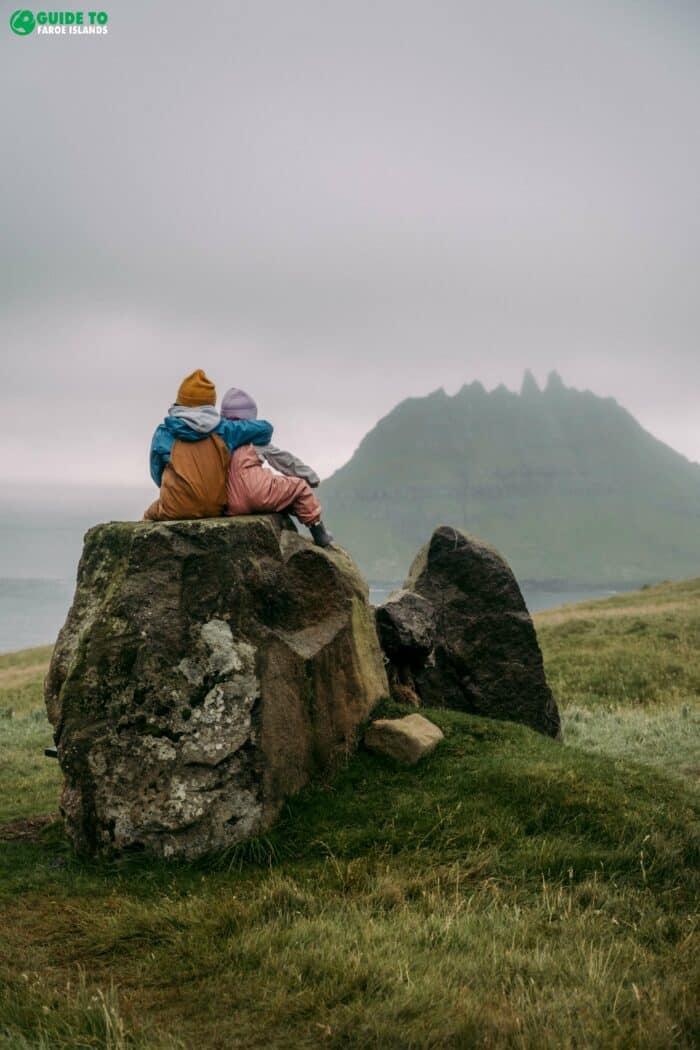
(10, 10, 35, 35)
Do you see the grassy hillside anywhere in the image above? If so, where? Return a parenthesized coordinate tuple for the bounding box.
(321, 375, 700, 584)
(535, 578, 700, 778)
(0, 584, 699, 1049)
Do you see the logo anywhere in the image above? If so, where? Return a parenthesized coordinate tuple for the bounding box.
(9, 10, 109, 36)
(10, 9, 35, 34)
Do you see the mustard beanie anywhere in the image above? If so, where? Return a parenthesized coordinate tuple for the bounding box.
(176, 369, 216, 407)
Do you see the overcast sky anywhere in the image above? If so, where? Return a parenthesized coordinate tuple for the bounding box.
(2, 0, 699, 489)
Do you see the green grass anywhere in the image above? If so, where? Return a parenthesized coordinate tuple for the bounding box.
(536, 577, 700, 778)
(0, 590, 699, 1049)
(0, 646, 60, 827)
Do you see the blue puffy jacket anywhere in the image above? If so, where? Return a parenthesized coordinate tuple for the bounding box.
(150, 415, 273, 486)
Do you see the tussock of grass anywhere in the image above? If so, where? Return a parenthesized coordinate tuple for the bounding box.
(0, 971, 163, 1050)
(0, 584, 699, 1048)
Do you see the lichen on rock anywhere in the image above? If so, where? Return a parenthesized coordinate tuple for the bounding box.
(45, 514, 388, 859)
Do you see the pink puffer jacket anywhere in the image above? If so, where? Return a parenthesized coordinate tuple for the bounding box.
(226, 445, 321, 526)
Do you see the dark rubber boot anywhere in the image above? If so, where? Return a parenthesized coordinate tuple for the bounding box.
(309, 521, 334, 548)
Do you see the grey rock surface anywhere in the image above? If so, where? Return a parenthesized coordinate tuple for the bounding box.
(45, 515, 388, 859)
(375, 589, 436, 665)
(375, 589, 437, 706)
(378, 526, 561, 738)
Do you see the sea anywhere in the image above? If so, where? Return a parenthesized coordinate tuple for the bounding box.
(0, 485, 153, 654)
(0, 487, 623, 654)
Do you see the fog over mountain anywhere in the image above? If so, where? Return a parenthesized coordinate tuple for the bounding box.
(322, 373, 700, 584)
(2, 0, 699, 486)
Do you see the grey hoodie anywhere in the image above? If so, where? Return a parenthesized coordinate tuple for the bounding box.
(257, 445, 320, 487)
(168, 404, 220, 433)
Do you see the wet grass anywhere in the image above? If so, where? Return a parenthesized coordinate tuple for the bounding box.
(0, 585, 699, 1048)
(536, 576, 700, 778)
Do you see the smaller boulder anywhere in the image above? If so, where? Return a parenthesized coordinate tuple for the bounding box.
(375, 589, 437, 706)
(375, 589, 436, 667)
(364, 714, 444, 765)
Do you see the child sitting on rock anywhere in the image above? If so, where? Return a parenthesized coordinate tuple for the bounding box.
(144, 370, 273, 521)
(221, 387, 334, 547)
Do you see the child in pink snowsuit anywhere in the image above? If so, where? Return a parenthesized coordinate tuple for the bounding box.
(221, 388, 334, 547)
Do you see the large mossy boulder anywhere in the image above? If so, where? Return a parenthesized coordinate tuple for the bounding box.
(376, 526, 561, 738)
(45, 516, 388, 859)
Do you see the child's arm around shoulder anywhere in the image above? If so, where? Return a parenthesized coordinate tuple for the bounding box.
(149, 424, 175, 486)
(260, 445, 320, 487)
(218, 418, 273, 452)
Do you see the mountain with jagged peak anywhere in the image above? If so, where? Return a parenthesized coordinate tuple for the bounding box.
(321, 372, 700, 584)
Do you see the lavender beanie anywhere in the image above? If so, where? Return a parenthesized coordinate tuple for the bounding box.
(221, 387, 258, 421)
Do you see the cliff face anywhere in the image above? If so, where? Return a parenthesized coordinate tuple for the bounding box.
(45, 515, 388, 859)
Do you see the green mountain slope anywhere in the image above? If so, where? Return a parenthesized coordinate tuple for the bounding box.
(322, 372, 700, 584)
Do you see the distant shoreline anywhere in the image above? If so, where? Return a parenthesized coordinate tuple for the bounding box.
(367, 579, 638, 616)
(1, 576, 645, 657)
